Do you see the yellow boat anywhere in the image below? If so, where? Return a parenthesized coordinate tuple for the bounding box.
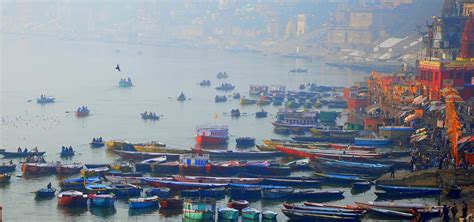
(106, 140, 131, 150)
(263, 139, 330, 148)
(133, 142, 191, 154)
(110, 163, 132, 172)
(240, 97, 257, 105)
(256, 145, 276, 151)
(0, 173, 11, 182)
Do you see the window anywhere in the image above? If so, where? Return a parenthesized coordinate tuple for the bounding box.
(457, 73, 462, 79)
(449, 73, 454, 79)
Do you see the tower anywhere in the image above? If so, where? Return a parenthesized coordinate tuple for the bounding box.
(459, 15, 474, 59)
(296, 14, 305, 36)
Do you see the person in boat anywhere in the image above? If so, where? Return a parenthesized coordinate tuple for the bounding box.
(24, 148, 28, 153)
(34, 146, 38, 153)
(18, 147, 22, 152)
(9, 160, 13, 165)
(69, 146, 73, 152)
(127, 77, 131, 83)
(47, 182, 52, 189)
(99, 137, 102, 142)
(92, 137, 96, 142)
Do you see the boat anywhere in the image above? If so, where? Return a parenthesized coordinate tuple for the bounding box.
(104, 175, 145, 185)
(60, 177, 102, 190)
(215, 95, 227, 103)
(262, 210, 278, 220)
(284, 158, 311, 171)
(277, 146, 380, 161)
(257, 98, 271, 106)
(355, 201, 442, 212)
(272, 110, 319, 129)
(195, 126, 228, 145)
(0, 150, 46, 158)
(37, 95, 55, 104)
(310, 158, 391, 175)
(235, 137, 255, 148)
(243, 161, 291, 176)
(216, 72, 228, 79)
(111, 183, 142, 197)
(0, 173, 11, 182)
(160, 197, 184, 209)
(199, 80, 211, 86)
(273, 127, 291, 135)
(197, 149, 284, 160)
(249, 85, 269, 95)
(56, 163, 83, 174)
(328, 143, 377, 151)
(89, 193, 116, 208)
(242, 207, 260, 220)
(133, 142, 190, 154)
(229, 186, 262, 200)
(368, 207, 414, 219)
(230, 108, 240, 117)
(129, 196, 160, 209)
(255, 109, 268, 118)
(283, 204, 365, 213)
(144, 179, 227, 191)
(218, 207, 239, 220)
(240, 97, 257, 105)
(200, 187, 226, 198)
(352, 181, 371, 191)
(290, 68, 308, 73)
(151, 161, 180, 174)
(22, 163, 57, 175)
(215, 83, 235, 91)
(173, 175, 262, 185)
(140, 156, 167, 165)
(182, 198, 216, 221)
(90, 138, 105, 148)
(354, 137, 392, 146)
(57, 191, 88, 207)
(208, 161, 242, 176)
(35, 187, 56, 198)
(145, 187, 171, 198)
(227, 200, 249, 210)
(84, 183, 113, 194)
(106, 140, 131, 150)
(263, 188, 344, 200)
(60, 148, 75, 158)
(303, 202, 363, 211)
(180, 189, 200, 198)
(141, 112, 160, 120)
(113, 150, 180, 161)
(260, 177, 321, 187)
(314, 172, 368, 184)
(232, 93, 241, 99)
(177, 92, 186, 101)
(281, 208, 362, 221)
(444, 185, 462, 199)
(376, 185, 442, 195)
(75, 106, 90, 117)
(0, 163, 16, 173)
(292, 135, 354, 143)
(80, 167, 109, 177)
(119, 78, 133, 88)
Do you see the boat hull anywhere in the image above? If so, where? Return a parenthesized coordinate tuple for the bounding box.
(195, 136, 227, 145)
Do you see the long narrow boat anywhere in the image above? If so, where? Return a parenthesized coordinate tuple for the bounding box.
(314, 172, 368, 184)
(368, 207, 414, 219)
(56, 163, 83, 174)
(259, 178, 321, 187)
(283, 204, 365, 213)
(57, 191, 88, 207)
(132, 143, 191, 154)
(0, 163, 16, 173)
(263, 189, 344, 200)
(354, 137, 392, 146)
(89, 193, 116, 208)
(276, 146, 381, 160)
(281, 208, 362, 221)
(292, 135, 355, 143)
(376, 185, 442, 195)
(0, 151, 46, 158)
(263, 139, 330, 149)
(111, 183, 142, 197)
(22, 163, 57, 175)
(129, 196, 160, 209)
(172, 175, 262, 184)
(310, 158, 391, 175)
(144, 179, 227, 190)
(355, 201, 442, 212)
(304, 202, 362, 211)
(113, 150, 180, 161)
(194, 149, 284, 160)
(328, 143, 377, 151)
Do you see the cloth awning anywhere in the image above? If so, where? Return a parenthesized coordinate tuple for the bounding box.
(458, 136, 474, 144)
(412, 95, 427, 105)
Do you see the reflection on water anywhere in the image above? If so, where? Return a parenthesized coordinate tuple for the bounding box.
(57, 205, 88, 217)
(159, 209, 182, 217)
(128, 206, 160, 216)
(90, 206, 117, 218)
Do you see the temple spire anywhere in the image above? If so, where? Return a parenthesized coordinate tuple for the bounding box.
(459, 15, 474, 59)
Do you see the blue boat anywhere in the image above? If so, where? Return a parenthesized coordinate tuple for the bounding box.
(377, 185, 442, 194)
(36, 95, 55, 104)
(263, 188, 344, 200)
(352, 181, 371, 190)
(60, 149, 75, 158)
(229, 186, 262, 200)
(314, 172, 367, 184)
(354, 137, 392, 146)
(111, 184, 142, 197)
(129, 196, 160, 209)
(60, 177, 102, 190)
(145, 187, 171, 198)
(218, 207, 239, 220)
(85, 184, 113, 194)
(0, 163, 16, 173)
(199, 187, 225, 198)
(180, 189, 200, 197)
(90, 193, 116, 207)
(311, 158, 392, 175)
(35, 187, 56, 198)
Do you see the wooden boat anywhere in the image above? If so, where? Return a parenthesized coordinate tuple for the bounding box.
(22, 163, 56, 175)
(111, 183, 142, 197)
(199, 187, 226, 198)
(355, 201, 442, 212)
(235, 137, 256, 148)
(209, 161, 242, 176)
(283, 204, 365, 213)
(80, 167, 109, 177)
(89, 193, 116, 208)
(104, 175, 146, 185)
(276, 146, 380, 161)
(182, 198, 216, 220)
(303, 202, 362, 211)
(129, 196, 160, 209)
(60, 177, 102, 190)
(314, 172, 367, 184)
(0, 150, 46, 158)
(281, 208, 362, 221)
(284, 158, 311, 170)
(57, 191, 88, 207)
(368, 207, 414, 219)
(263, 139, 330, 149)
(262, 210, 278, 220)
(35, 187, 56, 198)
(145, 187, 171, 199)
(196, 149, 284, 160)
(37, 95, 55, 104)
(263, 189, 344, 200)
(75, 109, 90, 117)
(354, 137, 392, 146)
(243, 161, 291, 176)
(256, 145, 276, 151)
(329, 143, 377, 151)
(89, 140, 105, 148)
(0, 163, 16, 173)
(229, 186, 262, 200)
(310, 128, 357, 136)
(151, 161, 180, 174)
(0, 173, 11, 182)
(227, 200, 249, 210)
(260, 177, 321, 187)
(292, 135, 354, 143)
(133, 142, 190, 154)
(60, 149, 75, 157)
(84, 164, 110, 169)
(84, 183, 113, 194)
(105, 140, 131, 150)
(144, 179, 227, 191)
(56, 163, 82, 174)
(113, 150, 180, 161)
(218, 207, 239, 220)
(240, 97, 257, 105)
(255, 110, 268, 118)
(376, 185, 441, 195)
(160, 197, 183, 209)
(172, 175, 262, 184)
(352, 181, 371, 190)
(310, 158, 391, 175)
(242, 207, 260, 220)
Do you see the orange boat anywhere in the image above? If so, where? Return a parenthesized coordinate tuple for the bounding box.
(195, 126, 228, 145)
(22, 163, 56, 175)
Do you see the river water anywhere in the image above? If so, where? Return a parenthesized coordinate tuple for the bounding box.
(1, 34, 438, 221)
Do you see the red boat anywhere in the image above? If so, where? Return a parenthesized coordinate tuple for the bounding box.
(56, 163, 83, 174)
(275, 146, 381, 160)
(195, 126, 229, 145)
(227, 200, 249, 210)
(303, 202, 363, 211)
(160, 197, 184, 209)
(328, 144, 377, 151)
(22, 163, 57, 175)
(58, 191, 88, 207)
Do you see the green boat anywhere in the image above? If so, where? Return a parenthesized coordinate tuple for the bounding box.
(182, 198, 216, 221)
(242, 207, 260, 220)
(262, 210, 278, 220)
(218, 207, 239, 220)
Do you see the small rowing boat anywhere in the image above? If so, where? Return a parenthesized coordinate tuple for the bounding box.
(172, 175, 262, 184)
(0, 150, 46, 158)
(58, 191, 88, 207)
(89, 193, 116, 208)
(129, 196, 160, 209)
(35, 187, 56, 198)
